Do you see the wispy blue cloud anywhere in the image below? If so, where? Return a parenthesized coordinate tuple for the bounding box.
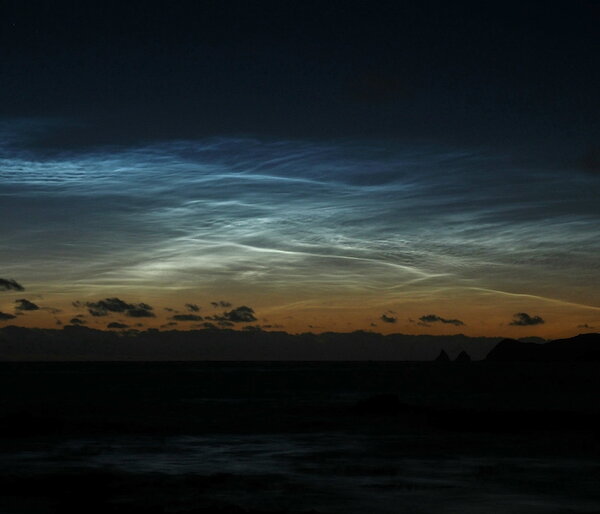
(1, 127, 599, 318)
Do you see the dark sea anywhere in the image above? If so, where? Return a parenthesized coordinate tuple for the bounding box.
(1, 362, 599, 513)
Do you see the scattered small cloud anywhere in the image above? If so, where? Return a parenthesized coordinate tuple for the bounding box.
(419, 314, 465, 326)
(185, 303, 200, 312)
(15, 298, 40, 311)
(207, 305, 257, 324)
(81, 297, 155, 318)
(577, 323, 596, 330)
(0, 312, 17, 320)
(171, 314, 203, 322)
(509, 312, 545, 326)
(224, 306, 256, 322)
(126, 307, 155, 318)
(262, 324, 283, 329)
(0, 278, 24, 292)
(160, 322, 178, 328)
(69, 317, 86, 325)
(211, 300, 232, 308)
(380, 314, 397, 323)
(107, 322, 129, 329)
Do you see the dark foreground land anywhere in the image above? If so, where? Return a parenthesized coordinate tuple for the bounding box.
(1, 361, 600, 513)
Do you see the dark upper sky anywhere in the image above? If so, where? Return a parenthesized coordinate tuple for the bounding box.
(1, 1, 599, 338)
(2, 1, 598, 160)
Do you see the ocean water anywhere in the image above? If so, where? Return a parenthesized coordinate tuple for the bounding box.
(2, 362, 600, 513)
(3, 432, 600, 514)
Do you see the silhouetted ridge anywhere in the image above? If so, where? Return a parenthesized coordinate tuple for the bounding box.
(454, 350, 471, 363)
(486, 333, 600, 362)
(435, 349, 450, 362)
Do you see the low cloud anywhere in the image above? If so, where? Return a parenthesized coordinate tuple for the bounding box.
(222, 306, 257, 323)
(126, 307, 155, 318)
(171, 314, 203, 322)
(15, 299, 40, 311)
(419, 314, 465, 326)
(0, 278, 24, 292)
(107, 322, 129, 329)
(509, 312, 545, 326)
(0, 312, 17, 320)
(81, 297, 155, 318)
(211, 300, 232, 308)
(577, 323, 595, 330)
(380, 314, 397, 323)
(69, 317, 86, 325)
(185, 303, 200, 312)
(206, 306, 256, 324)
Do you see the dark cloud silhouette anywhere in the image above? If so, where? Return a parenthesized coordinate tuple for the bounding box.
(419, 314, 465, 326)
(243, 325, 263, 331)
(509, 312, 545, 326)
(211, 300, 232, 308)
(161, 322, 178, 328)
(15, 299, 39, 311)
(164, 307, 176, 312)
(223, 306, 257, 323)
(0, 312, 17, 320)
(171, 314, 203, 322)
(577, 323, 596, 329)
(107, 322, 129, 329)
(69, 317, 86, 325)
(380, 314, 397, 323)
(206, 306, 256, 324)
(82, 297, 155, 318)
(185, 303, 200, 312)
(126, 307, 155, 318)
(0, 278, 24, 291)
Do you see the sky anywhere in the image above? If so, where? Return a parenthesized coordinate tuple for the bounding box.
(1, 1, 599, 338)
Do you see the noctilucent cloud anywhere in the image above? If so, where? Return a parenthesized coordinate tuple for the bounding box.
(1, 123, 598, 337)
(1, 3, 598, 337)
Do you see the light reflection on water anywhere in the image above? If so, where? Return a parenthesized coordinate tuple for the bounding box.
(4, 433, 600, 514)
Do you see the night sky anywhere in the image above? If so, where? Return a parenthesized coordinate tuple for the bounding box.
(1, 1, 598, 337)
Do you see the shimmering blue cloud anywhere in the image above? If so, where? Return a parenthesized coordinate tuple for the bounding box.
(1, 125, 599, 318)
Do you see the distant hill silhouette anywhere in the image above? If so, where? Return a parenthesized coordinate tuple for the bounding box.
(486, 333, 600, 362)
(455, 350, 471, 363)
(435, 349, 450, 362)
(0, 325, 508, 361)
